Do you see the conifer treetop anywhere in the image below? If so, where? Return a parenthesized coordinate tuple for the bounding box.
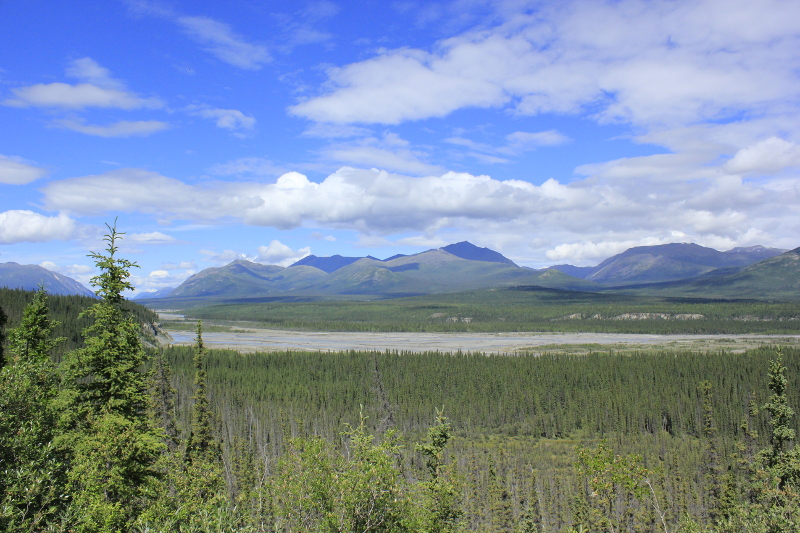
(88, 219, 138, 304)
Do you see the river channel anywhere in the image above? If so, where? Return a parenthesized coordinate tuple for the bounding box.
(165, 327, 800, 355)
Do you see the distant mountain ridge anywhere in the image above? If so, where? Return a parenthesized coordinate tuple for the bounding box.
(291, 254, 378, 273)
(551, 243, 787, 285)
(288, 241, 516, 273)
(156, 242, 588, 301)
(0, 262, 94, 296)
(622, 246, 800, 300)
(140, 241, 800, 303)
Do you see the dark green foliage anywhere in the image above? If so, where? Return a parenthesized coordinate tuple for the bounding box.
(56, 223, 164, 532)
(415, 411, 462, 532)
(148, 348, 179, 453)
(0, 288, 64, 530)
(700, 380, 722, 522)
(0, 304, 6, 368)
(0, 286, 159, 359)
(185, 321, 219, 463)
(274, 412, 415, 532)
(171, 287, 800, 334)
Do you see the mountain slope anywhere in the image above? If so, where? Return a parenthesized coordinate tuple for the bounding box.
(0, 262, 94, 296)
(290, 254, 376, 273)
(169, 260, 327, 298)
(553, 243, 786, 284)
(164, 246, 596, 300)
(440, 241, 517, 266)
(617, 247, 800, 300)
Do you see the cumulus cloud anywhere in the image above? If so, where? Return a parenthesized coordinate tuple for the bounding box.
(0, 155, 49, 184)
(54, 119, 169, 137)
(40, 157, 800, 256)
(290, 0, 800, 128)
(41, 155, 800, 265)
(4, 58, 163, 109)
(0, 210, 76, 244)
(177, 16, 270, 70)
(257, 240, 311, 267)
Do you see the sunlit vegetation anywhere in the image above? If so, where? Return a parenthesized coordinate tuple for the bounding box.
(171, 286, 800, 334)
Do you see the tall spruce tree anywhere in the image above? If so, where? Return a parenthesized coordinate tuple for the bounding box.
(185, 321, 218, 462)
(57, 222, 163, 532)
(699, 380, 721, 523)
(172, 321, 227, 528)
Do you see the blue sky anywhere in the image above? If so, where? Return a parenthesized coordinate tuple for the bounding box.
(2, 0, 799, 295)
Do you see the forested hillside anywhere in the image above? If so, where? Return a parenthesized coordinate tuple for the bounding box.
(0, 286, 161, 358)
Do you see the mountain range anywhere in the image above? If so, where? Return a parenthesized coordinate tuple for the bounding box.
(551, 243, 786, 284)
(139, 241, 798, 303)
(2, 241, 797, 301)
(0, 262, 95, 297)
(161, 242, 588, 301)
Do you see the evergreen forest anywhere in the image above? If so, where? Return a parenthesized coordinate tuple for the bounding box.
(2, 227, 800, 532)
(164, 287, 800, 335)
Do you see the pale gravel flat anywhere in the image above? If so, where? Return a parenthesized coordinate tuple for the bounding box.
(165, 327, 800, 355)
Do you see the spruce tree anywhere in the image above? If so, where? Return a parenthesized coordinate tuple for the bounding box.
(0, 288, 64, 530)
(415, 410, 462, 533)
(57, 222, 163, 532)
(173, 321, 227, 527)
(699, 380, 721, 522)
(185, 320, 218, 462)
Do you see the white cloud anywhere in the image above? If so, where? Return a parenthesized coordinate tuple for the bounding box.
(128, 231, 176, 243)
(0, 155, 49, 184)
(177, 16, 270, 70)
(200, 249, 256, 265)
(505, 130, 570, 150)
(4, 83, 162, 109)
(290, 0, 800, 129)
(310, 231, 336, 241)
(4, 58, 163, 110)
(187, 106, 256, 135)
(160, 260, 196, 271)
(725, 137, 800, 174)
(39, 157, 800, 265)
(301, 123, 373, 139)
(545, 238, 672, 263)
(322, 132, 444, 175)
(446, 129, 570, 162)
(0, 210, 76, 244)
(42, 168, 264, 218)
(209, 157, 285, 178)
(257, 240, 311, 267)
(65, 57, 122, 89)
(54, 119, 169, 137)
